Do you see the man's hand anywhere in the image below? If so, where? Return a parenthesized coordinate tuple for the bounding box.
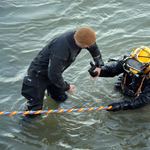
(90, 67, 101, 79)
(88, 62, 97, 76)
(67, 85, 75, 93)
(88, 62, 101, 78)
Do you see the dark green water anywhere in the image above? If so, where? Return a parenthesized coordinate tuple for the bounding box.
(1, 1, 150, 150)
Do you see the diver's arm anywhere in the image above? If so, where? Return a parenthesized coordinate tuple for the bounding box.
(100, 60, 124, 77)
(107, 82, 150, 111)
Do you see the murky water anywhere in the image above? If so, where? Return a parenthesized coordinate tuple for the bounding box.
(1, 0, 150, 149)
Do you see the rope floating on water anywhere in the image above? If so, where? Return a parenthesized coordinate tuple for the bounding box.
(0, 106, 112, 116)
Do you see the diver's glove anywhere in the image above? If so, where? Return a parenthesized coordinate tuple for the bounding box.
(107, 102, 122, 112)
(88, 62, 98, 77)
(88, 58, 104, 77)
(107, 101, 130, 112)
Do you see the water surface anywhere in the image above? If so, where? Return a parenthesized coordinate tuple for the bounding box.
(0, 1, 150, 150)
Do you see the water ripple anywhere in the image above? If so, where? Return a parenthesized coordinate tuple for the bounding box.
(1, 0, 150, 149)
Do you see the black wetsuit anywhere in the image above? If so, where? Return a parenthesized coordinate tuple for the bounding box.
(100, 58, 150, 110)
(22, 31, 104, 111)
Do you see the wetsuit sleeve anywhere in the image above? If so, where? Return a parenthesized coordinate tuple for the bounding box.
(87, 43, 104, 67)
(100, 60, 124, 77)
(48, 55, 70, 91)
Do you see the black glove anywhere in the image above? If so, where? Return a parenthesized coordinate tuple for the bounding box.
(107, 101, 131, 112)
(107, 102, 122, 112)
(88, 62, 98, 77)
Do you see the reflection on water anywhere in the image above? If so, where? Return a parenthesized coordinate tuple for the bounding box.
(1, 0, 150, 149)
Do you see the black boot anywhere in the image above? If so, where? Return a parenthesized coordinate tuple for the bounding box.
(25, 106, 41, 118)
